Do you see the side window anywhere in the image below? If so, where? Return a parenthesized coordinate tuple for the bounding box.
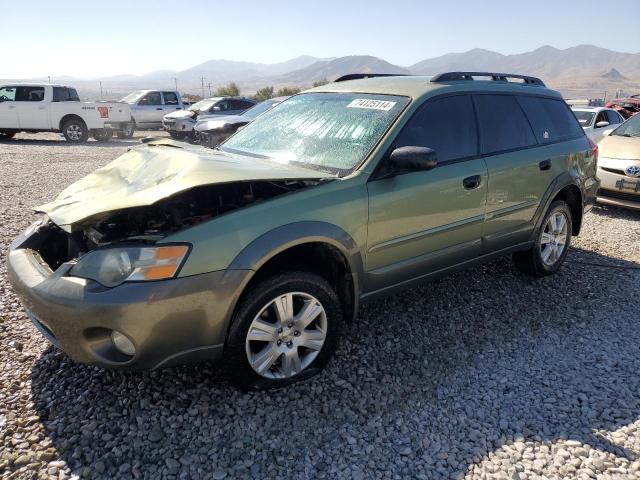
(162, 92, 178, 105)
(215, 101, 229, 111)
(239, 100, 255, 110)
(606, 110, 622, 125)
(52, 87, 75, 102)
(475, 94, 537, 153)
(16, 86, 45, 102)
(0, 86, 16, 102)
(595, 111, 609, 127)
(517, 96, 583, 143)
(139, 92, 162, 105)
(394, 95, 478, 163)
(68, 88, 80, 101)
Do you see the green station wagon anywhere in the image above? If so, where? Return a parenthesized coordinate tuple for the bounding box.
(7, 72, 599, 389)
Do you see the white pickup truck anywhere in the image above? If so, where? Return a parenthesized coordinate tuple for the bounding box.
(120, 90, 185, 130)
(0, 84, 134, 142)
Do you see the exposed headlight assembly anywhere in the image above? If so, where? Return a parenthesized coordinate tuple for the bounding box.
(69, 245, 189, 287)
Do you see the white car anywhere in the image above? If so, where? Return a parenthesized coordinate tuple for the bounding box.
(571, 107, 625, 143)
(120, 90, 185, 131)
(0, 84, 133, 142)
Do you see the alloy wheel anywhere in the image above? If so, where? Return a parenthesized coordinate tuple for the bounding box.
(245, 292, 327, 379)
(66, 124, 82, 141)
(540, 211, 568, 266)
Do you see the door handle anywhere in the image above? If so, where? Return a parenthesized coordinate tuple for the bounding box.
(156, 107, 163, 110)
(463, 175, 482, 190)
(539, 159, 551, 171)
(8, 105, 16, 109)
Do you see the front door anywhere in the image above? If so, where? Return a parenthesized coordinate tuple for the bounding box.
(15, 86, 49, 129)
(0, 86, 19, 129)
(161, 91, 182, 117)
(366, 94, 488, 293)
(135, 91, 164, 125)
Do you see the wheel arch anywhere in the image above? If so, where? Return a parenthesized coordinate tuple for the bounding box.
(227, 222, 364, 327)
(59, 114, 87, 131)
(534, 174, 585, 237)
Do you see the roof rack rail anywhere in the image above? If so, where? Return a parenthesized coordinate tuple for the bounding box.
(430, 72, 545, 86)
(334, 73, 408, 83)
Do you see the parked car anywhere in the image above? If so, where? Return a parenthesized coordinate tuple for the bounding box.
(0, 84, 133, 142)
(595, 113, 640, 210)
(605, 98, 640, 119)
(195, 96, 289, 148)
(571, 106, 625, 143)
(120, 90, 184, 133)
(7, 72, 598, 389)
(162, 97, 256, 140)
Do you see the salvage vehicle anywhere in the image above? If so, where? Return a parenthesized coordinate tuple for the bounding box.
(120, 90, 184, 133)
(0, 84, 133, 142)
(605, 98, 640, 120)
(162, 96, 256, 140)
(7, 72, 598, 389)
(195, 96, 288, 148)
(596, 112, 640, 210)
(571, 106, 625, 143)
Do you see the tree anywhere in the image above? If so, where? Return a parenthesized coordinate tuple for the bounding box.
(276, 86, 301, 97)
(215, 82, 240, 97)
(254, 86, 274, 102)
(312, 78, 329, 87)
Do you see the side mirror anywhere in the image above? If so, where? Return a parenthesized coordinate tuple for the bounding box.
(212, 106, 221, 112)
(595, 121, 610, 128)
(387, 146, 438, 176)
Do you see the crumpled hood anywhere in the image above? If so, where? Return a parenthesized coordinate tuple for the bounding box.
(194, 114, 249, 132)
(36, 138, 335, 230)
(164, 110, 196, 120)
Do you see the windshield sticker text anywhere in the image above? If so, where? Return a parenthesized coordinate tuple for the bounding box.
(347, 99, 397, 111)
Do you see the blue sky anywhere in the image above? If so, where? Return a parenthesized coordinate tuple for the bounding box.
(1, 0, 638, 78)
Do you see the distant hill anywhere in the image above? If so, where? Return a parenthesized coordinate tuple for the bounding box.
(4, 45, 638, 100)
(276, 55, 411, 85)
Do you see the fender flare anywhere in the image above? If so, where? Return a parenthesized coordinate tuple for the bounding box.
(228, 221, 364, 321)
(532, 172, 584, 237)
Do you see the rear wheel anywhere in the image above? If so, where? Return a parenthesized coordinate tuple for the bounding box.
(0, 131, 15, 140)
(61, 118, 88, 143)
(225, 272, 343, 390)
(92, 128, 113, 142)
(513, 200, 572, 277)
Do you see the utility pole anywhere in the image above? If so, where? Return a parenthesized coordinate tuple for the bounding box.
(173, 77, 178, 92)
(47, 76, 51, 83)
(200, 77, 205, 99)
(207, 82, 214, 97)
(100, 81, 103, 100)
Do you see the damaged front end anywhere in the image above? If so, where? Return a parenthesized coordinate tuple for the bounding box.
(27, 179, 321, 274)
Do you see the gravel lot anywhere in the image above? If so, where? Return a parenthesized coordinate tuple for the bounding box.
(1, 132, 640, 480)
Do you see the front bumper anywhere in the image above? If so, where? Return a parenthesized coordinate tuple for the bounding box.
(597, 157, 640, 210)
(7, 226, 250, 369)
(162, 118, 194, 132)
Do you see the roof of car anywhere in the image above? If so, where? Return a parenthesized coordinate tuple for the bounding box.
(308, 74, 561, 101)
(571, 106, 613, 112)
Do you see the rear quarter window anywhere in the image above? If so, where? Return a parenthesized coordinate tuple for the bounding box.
(518, 96, 584, 143)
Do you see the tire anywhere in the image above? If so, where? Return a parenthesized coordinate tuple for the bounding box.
(91, 128, 113, 142)
(169, 131, 188, 140)
(116, 122, 135, 139)
(0, 131, 15, 140)
(61, 118, 88, 143)
(513, 200, 573, 277)
(225, 272, 343, 390)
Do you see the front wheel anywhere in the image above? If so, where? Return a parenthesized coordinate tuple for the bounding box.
(92, 128, 113, 142)
(116, 122, 135, 139)
(513, 200, 573, 277)
(61, 119, 88, 143)
(225, 272, 343, 390)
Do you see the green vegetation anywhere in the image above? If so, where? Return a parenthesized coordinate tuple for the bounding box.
(312, 78, 329, 87)
(254, 86, 274, 102)
(215, 82, 240, 97)
(276, 86, 301, 96)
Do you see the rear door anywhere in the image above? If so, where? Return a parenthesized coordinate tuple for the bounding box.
(15, 86, 48, 129)
(365, 94, 488, 291)
(0, 86, 19, 128)
(475, 93, 550, 251)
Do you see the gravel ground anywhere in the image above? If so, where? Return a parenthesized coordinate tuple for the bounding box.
(1, 132, 640, 480)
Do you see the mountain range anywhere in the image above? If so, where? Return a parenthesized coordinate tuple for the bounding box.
(5, 45, 638, 99)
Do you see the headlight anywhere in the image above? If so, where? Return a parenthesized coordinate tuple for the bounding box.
(69, 245, 189, 287)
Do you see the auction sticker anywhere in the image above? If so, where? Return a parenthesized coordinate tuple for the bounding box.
(347, 98, 397, 111)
